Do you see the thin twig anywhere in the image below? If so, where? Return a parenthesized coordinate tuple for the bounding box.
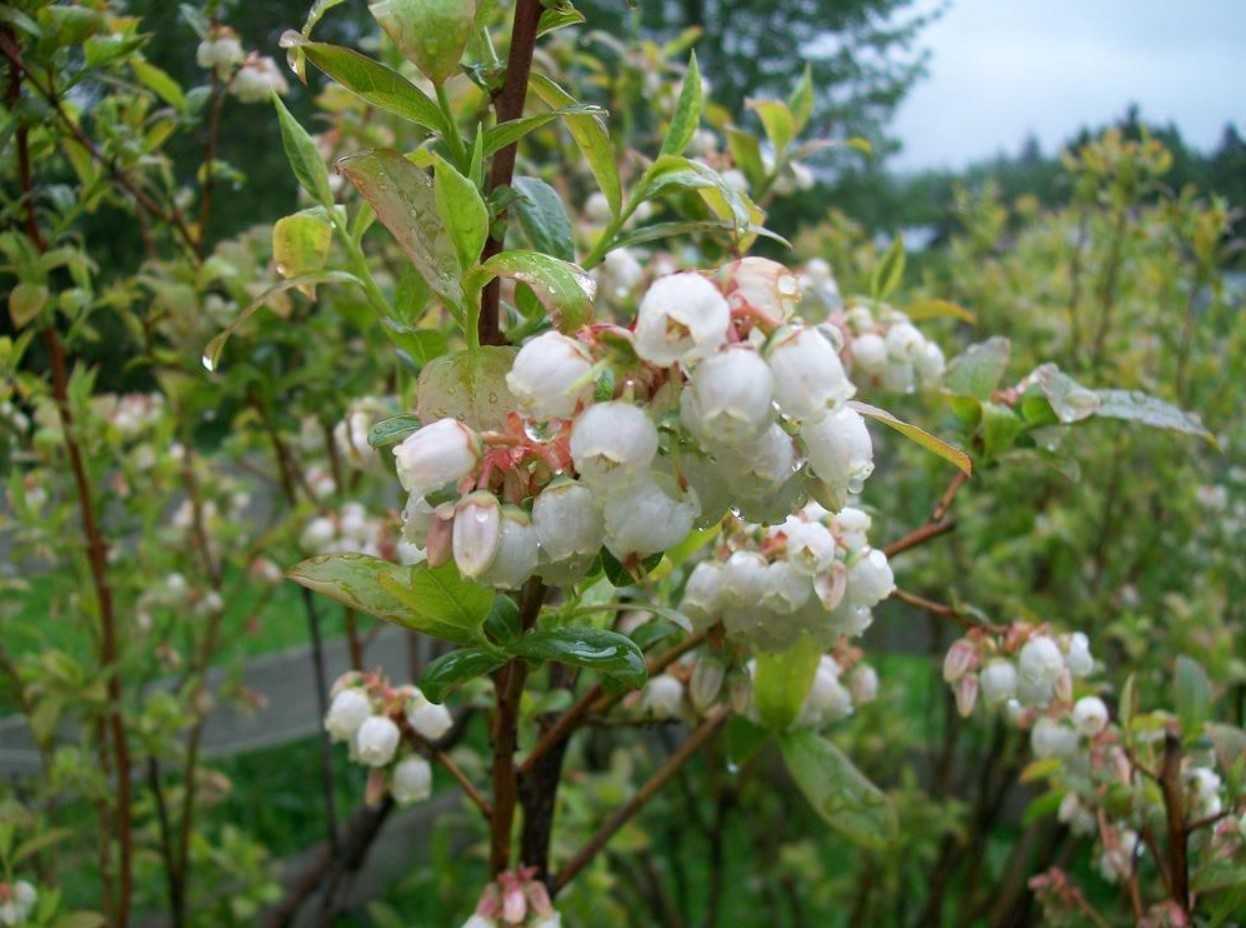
(431, 748, 492, 820)
(892, 587, 1004, 634)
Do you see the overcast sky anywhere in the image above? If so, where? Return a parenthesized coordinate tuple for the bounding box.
(890, 0, 1246, 171)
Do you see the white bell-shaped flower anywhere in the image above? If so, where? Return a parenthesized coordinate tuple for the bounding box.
(1072, 696, 1109, 736)
(765, 326, 855, 422)
(884, 321, 924, 360)
(915, 341, 945, 385)
(833, 507, 871, 552)
(601, 247, 644, 300)
(391, 755, 433, 804)
(402, 493, 435, 547)
(1018, 636, 1065, 693)
(690, 657, 726, 712)
(681, 345, 774, 447)
(682, 561, 726, 627)
(760, 560, 812, 614)
(798, 657, 853, 727)
(569, 402, 658, 489)
(1063, 631, 1094, 678)
(453, 492, 502, 579)
(506, 331, 594, 421)
(406, 689, 454, 742)
(393, 418, 480, 496)
(602, 472, 698, 559)
(722, 257, 801, 324)
(1030, 717, 1078, 759)
(848, 663, 879, 704)
(801, 406, 874, 496)
(783, 517, 836, 574)
(979, 660, 1018, 707)
(480, 506, 540, 589)
(642, 674, 684, 719)
(355, 715, 401, 767)
(851, 332, 888, 374)
(845, 549, 894, 608)
(301, 516, 336, 553)
(325, 688, 371, 742)
(532, 479, 603, 562)
(633, 273, 730, 366)
(722, 550, 770, 606)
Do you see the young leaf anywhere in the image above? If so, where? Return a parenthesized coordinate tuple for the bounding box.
(416, 346, 520, 431)
(272, 209, 333, 288)
(337, 149, 462, 303)
(511, 176, 575, 262)
(420, 647, 507, 702)
(787, 63, 814, 136)
(367, 414, 422, 448)
(299, 41, 447, 135)
(530, 73, 621, 218)
(9, 282, 48, 329)
(482, 104, 606, 157)
(659, 52, 702, 157)
(753, 634, 822, 731)
(905, 297, 976, 324)
(468, 250, 595, 333)
(943, 337, 1011, 400)
(779, 729, 897, 849)
(981, 402, 1024, 457)
(368, 0, 476, 85)
(433, 154, 489, 272)
(508, 626, 647, 689)
(1174, 655, 1213, 739)
(632, 155, 752, 236)
(849, 401, 973, 476)
(870, 235, 906, 300)
(273, 94, 334, 207)
(746, 98, 795, 157)
(726, 127, 765, 189)
(1093, 389, 1214, 442)
(482, 595, 522, 645)
(537, 5, 586, 36)
(131, 58, 185, 111)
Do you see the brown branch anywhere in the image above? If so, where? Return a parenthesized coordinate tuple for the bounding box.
(431, 748, 492, 820)
(478, 0, 544, 345)
(1158, 731, 1189, 913)
(196, 68, 228, 255)
(881, 470, 969, 560)
(148, 759, 185, 928)
(892, 587, 1004, 634)
(551, 706, 729, 895)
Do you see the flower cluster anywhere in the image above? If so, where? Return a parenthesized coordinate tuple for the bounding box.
(300, 502, 403, 561)
(0, 880, 36, 926)
(195, 25, 244, 76)
(231, 54, 289, 103)
(838, 302, 946, 394)
(323, 671, 453, 806)
(464, 868, 560, 928)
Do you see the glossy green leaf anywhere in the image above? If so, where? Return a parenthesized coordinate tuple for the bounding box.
(632, 155, 752, 236)
(416, 346, 520, 431)
(871, 235, 906, 300)
(337, 149, 462, 303)
(726, 127, 765, 189)
(1025, 363, 1100, 422)
(9, 282, 48, 329)
(530, 73, 621, 217)
(753, 634, 821, 731)
(981, 402, 1024, 457)
(943, 337, 1011, 400)
(1175, 655, 1213, 739)
(366, 414, 422, 448)
(420, 646, 506, 702)
(369, 0, 476, 85)
(850, 401, 973, 476)
(747, 98, 795, 156)
(779, 730, 897, 849)
(537, 4, 586, 36)
(482, 595, 522, 645)
(300, 41, 446, 135)
(612, 219, 790, 252)
(511, 176, 575, 262)
(131, 58, 185, 111)
(468, 250, 595, 333)
(482, 104, 606, 157)
(787, 63, 814, 135)
(1094, 389, 1214, 442)
(660, 52, 702, 157)
(509, 626, 647, 688)
(273, 94, 334, 207)
(272, 209, 333, 288)
(433, 154, 489, 272)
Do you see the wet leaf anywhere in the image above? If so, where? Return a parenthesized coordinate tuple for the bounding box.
(1094, 389, 1213, 442)
(780, 730, 897, 849)
(368, 0, 476, 85)
(468, 250, 594, 332)
(299, 40, 446, 135)
(530, 73, 621, 217)
(509, 626, 646, 688)
(944, 337, 1011, 400)
(787, 64, 814, 135)
(420, 646, 506, 702)
(660, 52, 702, 157)
(746, 98, 795, 155)
(367, 414, 422, 448)
(753, 634, 821, 731)
(1175, 655, 1213, 739)
(273, 94, 333, 207)
(416, 346, 519, 431)
(512, 176, 575, 262)
(433, 154, 488, 272)
(905, 298, 975, 324)
(850, 401, 973, 475)
(272, 209, 333, 290)
(870, 235, 906, 301)
(9, 282, 48, 329)
(482, 104, 606, 157)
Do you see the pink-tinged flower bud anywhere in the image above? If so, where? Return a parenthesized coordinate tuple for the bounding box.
(848, 663, 879, 704)
(355, 715, 401, 767)
(955, 673, 979, 717)
(681, 345, 774, 447)
(602, 473, 699, 560)
(764, 325, 854, 422)
(391, 755, 432, 804)
(801, 406, 874, 497)
(501, 875, 526, 925)
(532, 479, 603, 562)
(642, 674, 684, 719)
(524, 877, 556, 919)
(453, 492, 502, 579)
(1031, 717, 1078, 759)
(425, 505, 455, 568)
(1072, 696, 1108, 736)
(325, 688, 372, 742)
(682, 561, 726, 628)
(634, 273, 730, 366)
(783, 517, 836, 574)
(722, 257, 802, 325)
(393, 418, 480, 496)
(761, 560, 813, 614)
(0, 880, 37, 925)
(506, 331, 594, 421)
(851, 332, 888, 374)
(943, 639, 978, 683)
(845, 549, 894, 608)
(1055, 666, 1073, 704)
(690, 657, 726, 712)
(569, 402, 658, 488)
(979, 660, 1018, 707)
(480, 506, 539, 590)
(406, 689, 454, 742)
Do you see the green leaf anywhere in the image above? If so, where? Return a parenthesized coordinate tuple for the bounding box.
(905, 298, 976, 324)
(632, 155, 752, 237)
(1174, 655, 1213, 739)
(943, 337, 1011, 400)
(511, 177, 575, 262)
(537, 4, 586, 36)
(482, 104, 606, 158)
(725, 715, 771, 768)
(273, 94, 334, 207)
(202, 271, 361, 371)
(468, 250, 595, 333)
(482, 595, 522, 644)
(9, 282, 48, 329)
(849, 401, 973, 476)
(289, 555, 492, 644)
(367, 414, 422, 448)
(420, 646, 506, 702)
(1119, 673, 1136, 731)
(433, 154, 489, 272)
(509, 626, 647, 688)
(981, 402, 1024, 457)
(787, 63, 814, 135)
(660, 52, 702, 157)
(753, 634, 821, 731)
(51, 914, 108, 928)
(299, 41, 447, 135)
(779, 730, 896, 849)
(131, 58, 185, 111)
(870, 236, 906, 300)
(1094, 389, 1213, 442)
(416, 346, 519, 431)
(746, 98, 795, 156)
(726, 127, 765, 189)
(13, 827, 71, 864)
(369, 0, 476, 85)
(272, 209, 333, 287)
(612, 219, 790, 252)
(337, 149, 462, 303)
(529, 73, 621, 218)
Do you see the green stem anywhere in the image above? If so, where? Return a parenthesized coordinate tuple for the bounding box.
(330, 209, 392, 319)
(436, 82, 469, 170)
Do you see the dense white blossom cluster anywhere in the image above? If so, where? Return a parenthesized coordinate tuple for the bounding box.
(195, 25, 244, 76)
(0, 880, 37, 927)
(323, 671, 453, 806)
(839, 303, 946, 394)
(231, 54, 289, 103)
(299, 501, 413, 563)
(464, 868, 560, 928)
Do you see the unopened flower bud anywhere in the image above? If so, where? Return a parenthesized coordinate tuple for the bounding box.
(884, 322, 924, 361)
(845, 549, 894, 607)
(453, 492, 502, 579)
(232, 55, 289, 103)
(301, 516, 336, 553)
(848, 663, 879, 704)
(533, 479, 603, 562)
(1031, 717, 1078, 759)
(690, 657, 726, 712)
(355, 715, 401, 767)
(391, 755, 433, 804)
(799, 656, 853, 727)
(406, 689, 454, 742)
(393, 418, 481, 496)
(851, 332, 888, 373)
(1072, 696, 1108, 736)
(642, 674, 684, 719)
(979, 660, 1018, 707)
(480, 506, 539, 590)
(801, 406, 874, 496)
(570, 402, 658, 488)
(682, 561, 726, 627)
(722, 551, 770, 605)
(1018, 635, 1064, 696)
(1063, 631, 1094, 678)
(403, 493, 435, 547)
(955, 673, 980, 716)
(765, 326, 854, 421)
(722, 257, 801, 324)
(634, 273, 730, 366)
(325, 688, 372, 742)
(915, 341, 945, 385)
(506, 332, 594, 420)
(943, 639, 978, 683)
